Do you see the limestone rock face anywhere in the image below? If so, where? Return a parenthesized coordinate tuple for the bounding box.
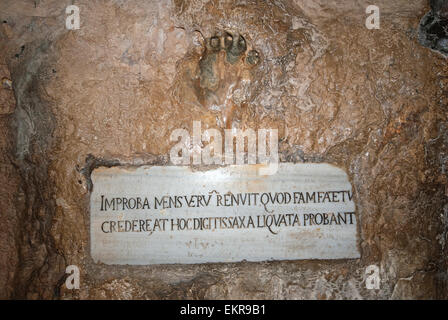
(0, 0, 446, 299)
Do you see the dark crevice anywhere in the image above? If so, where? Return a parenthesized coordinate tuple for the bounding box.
(419, 0, 448, 56)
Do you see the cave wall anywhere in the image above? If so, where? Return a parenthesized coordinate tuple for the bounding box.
(0, 0, 447, 299)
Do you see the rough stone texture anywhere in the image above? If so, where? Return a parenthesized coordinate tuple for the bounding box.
(0, 0, 446, 299)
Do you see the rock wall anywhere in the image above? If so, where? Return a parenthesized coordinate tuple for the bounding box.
(0, 0, 446, 299)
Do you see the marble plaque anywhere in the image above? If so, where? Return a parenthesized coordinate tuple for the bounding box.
(90, 163, 359, 265)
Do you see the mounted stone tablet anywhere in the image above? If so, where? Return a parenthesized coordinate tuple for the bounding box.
(90, 163, 359, 265)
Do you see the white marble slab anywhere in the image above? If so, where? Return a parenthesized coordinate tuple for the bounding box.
(90, 163, 359, 265)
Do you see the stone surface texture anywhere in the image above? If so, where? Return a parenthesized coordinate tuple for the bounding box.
(0, 0, 446, 299)
(90, 164, 359, 264)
